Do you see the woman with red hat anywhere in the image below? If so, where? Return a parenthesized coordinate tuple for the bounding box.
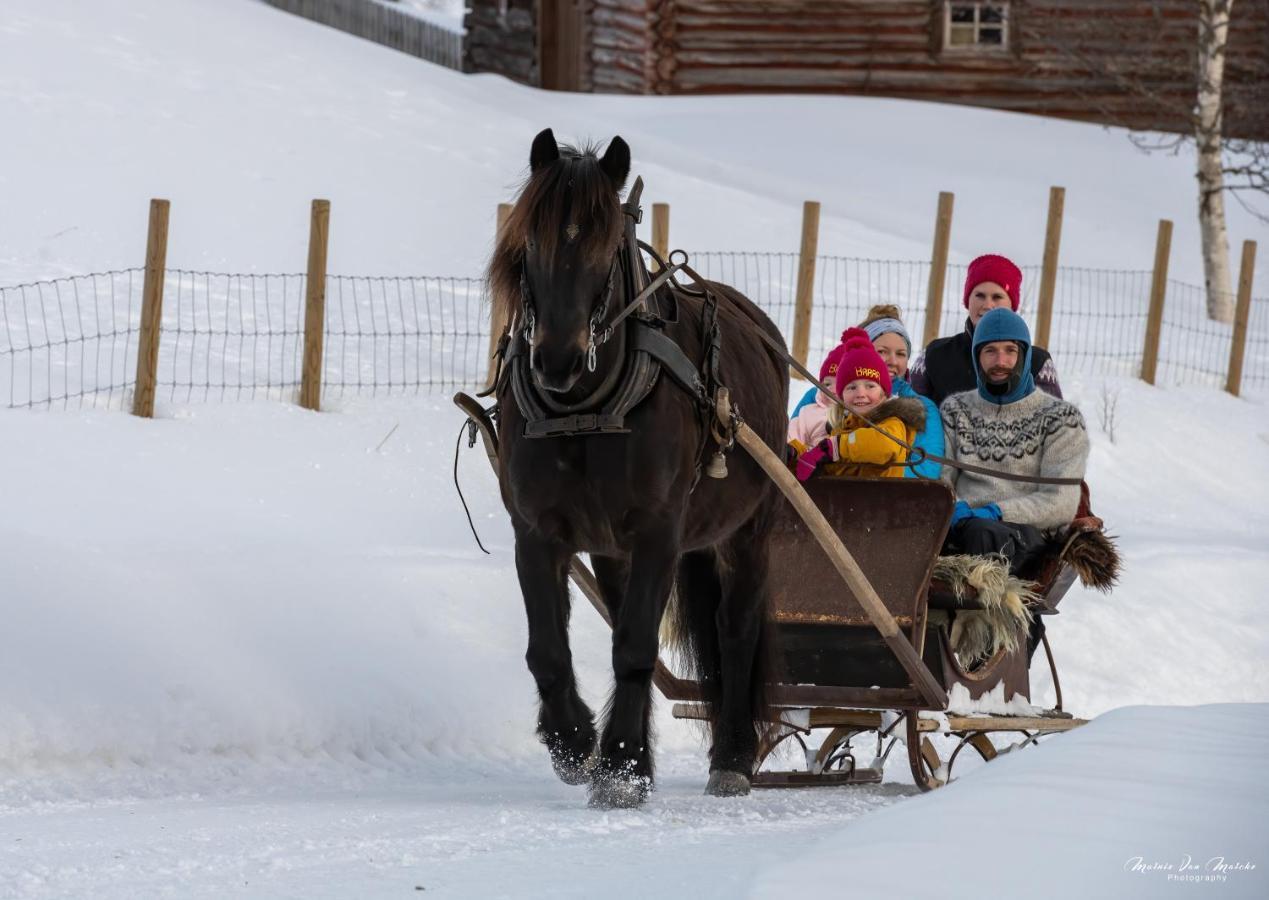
(908, 254, 1063, 407)
(790, 328, 927, 482)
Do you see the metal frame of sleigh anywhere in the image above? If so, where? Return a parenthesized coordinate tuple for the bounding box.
(456, 387, 1118, 793)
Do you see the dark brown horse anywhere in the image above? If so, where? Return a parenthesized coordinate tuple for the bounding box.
(488, 128, 789, 807)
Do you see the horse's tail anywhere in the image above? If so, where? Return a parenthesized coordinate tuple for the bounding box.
(667, 547, 777, 769)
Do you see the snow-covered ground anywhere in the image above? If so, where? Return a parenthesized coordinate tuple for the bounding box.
(2, 1, 1268, 897)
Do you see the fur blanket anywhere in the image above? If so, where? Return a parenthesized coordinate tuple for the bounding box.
(932, 554, 1038, 664)
(1046, 526, 1121, 592)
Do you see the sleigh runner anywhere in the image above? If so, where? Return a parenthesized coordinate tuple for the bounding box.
(455, 388, 1111, 791)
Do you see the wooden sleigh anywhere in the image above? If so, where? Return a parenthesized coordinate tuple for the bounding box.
(455, 390, 1096, 791)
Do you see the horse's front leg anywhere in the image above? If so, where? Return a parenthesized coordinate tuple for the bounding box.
(589, 519, 679, 809)
(515, 528, 596, 785)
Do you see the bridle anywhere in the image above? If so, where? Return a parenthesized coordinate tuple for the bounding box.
(516, 202, 683, 382)
(518, 252, 619, 376)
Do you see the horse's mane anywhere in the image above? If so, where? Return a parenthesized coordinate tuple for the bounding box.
(488, 142, 624, 330)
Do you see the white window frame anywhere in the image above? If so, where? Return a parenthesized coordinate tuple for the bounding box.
(943, 1, 1011, 53)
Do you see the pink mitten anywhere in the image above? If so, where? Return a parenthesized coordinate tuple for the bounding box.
(795, 440, 834, 482)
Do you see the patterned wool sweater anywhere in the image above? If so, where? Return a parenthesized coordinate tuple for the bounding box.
(939, 388, 1090, 531)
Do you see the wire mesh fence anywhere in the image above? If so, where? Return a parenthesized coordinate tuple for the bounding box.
(0, 269, 487, 410)
(1, 255, 1265, 410)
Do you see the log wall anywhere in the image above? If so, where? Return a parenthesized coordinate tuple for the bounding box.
(465, 0, 539, 84)
(468, 0, 1269, 140)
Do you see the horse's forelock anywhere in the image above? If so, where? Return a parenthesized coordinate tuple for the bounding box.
(488, 143, 623, 329)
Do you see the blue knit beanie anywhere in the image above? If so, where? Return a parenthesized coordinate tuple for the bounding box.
(863, 317, 912, 355)
(972, 308, 1034, 403)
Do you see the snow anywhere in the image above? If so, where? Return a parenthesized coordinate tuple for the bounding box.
(2, 0, 1268, 896)
(945, 683, 1040, 716)
(2, 0, 1265, 289)
(756, 705, 1269, 900)
(374, 0, 467, 31)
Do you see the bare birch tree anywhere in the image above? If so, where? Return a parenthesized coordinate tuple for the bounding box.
(1015, 0, 1268, 322)
(1196, 0, 1235, 322)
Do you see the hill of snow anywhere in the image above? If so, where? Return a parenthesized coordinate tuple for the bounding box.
(2, 0, 1264, 288)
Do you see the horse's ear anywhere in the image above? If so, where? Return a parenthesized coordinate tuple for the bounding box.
(599, 136, 630, 190)
(530, 128, 559, 172)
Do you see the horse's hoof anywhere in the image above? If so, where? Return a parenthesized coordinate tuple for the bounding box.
(543, 731, 596, 786)
(588, 774, 649, 809)
(551, 751, 597, 786)
(705, 769, 751, 797)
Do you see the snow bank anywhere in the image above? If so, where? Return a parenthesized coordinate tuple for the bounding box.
(753, 704, 1269, 900)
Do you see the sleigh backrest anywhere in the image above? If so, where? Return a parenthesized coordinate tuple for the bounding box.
(767, 477, 955, 628)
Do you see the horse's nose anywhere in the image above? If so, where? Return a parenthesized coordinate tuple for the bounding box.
(531, 343, 585, 393)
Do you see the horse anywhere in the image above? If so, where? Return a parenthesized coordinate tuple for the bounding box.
(488, 128, 790, 807)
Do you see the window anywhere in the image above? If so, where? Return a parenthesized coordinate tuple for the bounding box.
(944, 2, 1009, 51)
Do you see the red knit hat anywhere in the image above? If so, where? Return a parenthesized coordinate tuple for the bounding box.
(818, 329, 852, 384)
(834, 327, 892, 397)
(963, 254, 1022, 311)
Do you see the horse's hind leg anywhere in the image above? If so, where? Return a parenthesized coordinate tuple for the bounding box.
(515, 529, 596, 785)
(589, 521, 679, 808)
(707, 513, 775, 797)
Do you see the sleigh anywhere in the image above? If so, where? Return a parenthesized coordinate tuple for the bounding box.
(670, 476, 1108, 790)
(455, 391, 1112, 791)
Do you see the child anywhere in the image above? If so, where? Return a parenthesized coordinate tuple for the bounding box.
(791, 328, 926, 481)
(787, 328, 851, 450)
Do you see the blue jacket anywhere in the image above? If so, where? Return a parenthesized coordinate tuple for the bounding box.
(791, 379, 943, 480)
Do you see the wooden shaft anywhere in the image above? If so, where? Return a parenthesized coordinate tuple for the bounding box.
(485, 202, 514, 389)
(300, 199, 331, 411)
(132, 198, 170, 419)
(650, 202, 670, 273)
(728, 409, 948, 709)
(1225, 239, 1258, 397)
(922, 192, 955, 349)
(1140, 219, 1173, 386)
(1035, 186, 1065, 350)
(790, 200, 821, 380)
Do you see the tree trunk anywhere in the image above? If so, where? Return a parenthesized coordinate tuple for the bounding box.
(1196, 0, 1235, 323)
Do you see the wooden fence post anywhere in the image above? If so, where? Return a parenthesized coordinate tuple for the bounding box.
(1140, 218, 1173, 386)
(1035, 186, 1065, 350)
(1225, 239, 1258, 397)
(300, 199, 331, 411)
(132, 198, 170, 419)
(922, 191, 955, 349)
(791, 200, 821, 379)
(650, 202, 670, 271)
(485, 202, 514, 388)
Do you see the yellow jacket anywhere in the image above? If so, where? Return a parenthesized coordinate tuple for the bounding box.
(805, 397, 926, 479)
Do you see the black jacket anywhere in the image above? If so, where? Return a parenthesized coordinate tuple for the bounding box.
(909, 318, 1063, 407)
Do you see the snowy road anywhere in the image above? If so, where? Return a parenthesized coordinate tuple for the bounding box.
(2, 757, 910, 898)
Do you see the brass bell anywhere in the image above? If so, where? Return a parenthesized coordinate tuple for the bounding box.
(705, 451, 729, 479)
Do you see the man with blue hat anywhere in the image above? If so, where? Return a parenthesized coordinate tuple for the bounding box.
(940, 308, 1089, 661)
